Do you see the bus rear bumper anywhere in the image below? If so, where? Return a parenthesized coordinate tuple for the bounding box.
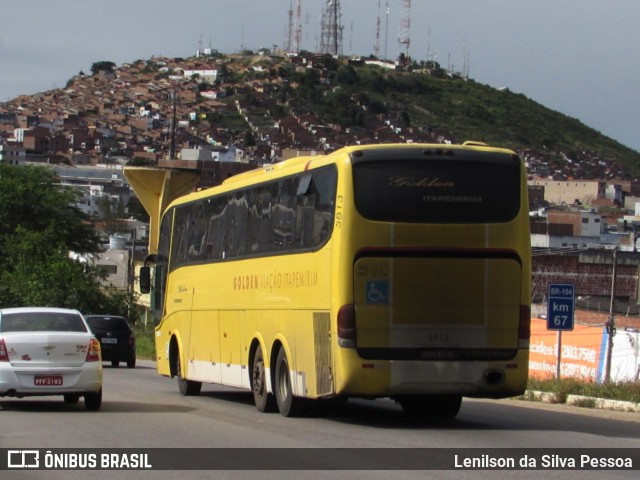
(335, 350, 529, 399)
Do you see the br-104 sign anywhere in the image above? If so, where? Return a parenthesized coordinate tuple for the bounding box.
(547, 283, 575, 331)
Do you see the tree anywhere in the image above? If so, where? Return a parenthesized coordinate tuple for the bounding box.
(336, 65, 358, 85)
(90, 61, 116, 76)
(0, 164, 100, 254)
(243, 130, 256, 147)
(0, 164, 136, 318)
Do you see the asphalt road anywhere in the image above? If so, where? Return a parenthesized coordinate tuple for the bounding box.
(1, 360, 638, 480)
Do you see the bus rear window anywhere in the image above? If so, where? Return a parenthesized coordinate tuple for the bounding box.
(353, 156, 521, 223)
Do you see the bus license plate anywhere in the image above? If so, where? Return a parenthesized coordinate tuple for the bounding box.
(34, 375, 63, 386)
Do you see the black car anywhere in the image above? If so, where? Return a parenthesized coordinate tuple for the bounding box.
(85, 315, 136, 368)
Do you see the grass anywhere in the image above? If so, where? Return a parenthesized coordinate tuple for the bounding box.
(133, 322, 156, 360)
(526, 378, 640, 404)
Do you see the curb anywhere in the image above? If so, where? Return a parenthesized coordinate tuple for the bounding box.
(566, 394, 640, 413)
(522, 390, 640, 413)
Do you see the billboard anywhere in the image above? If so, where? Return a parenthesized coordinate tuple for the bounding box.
(529, 318, 606, 381)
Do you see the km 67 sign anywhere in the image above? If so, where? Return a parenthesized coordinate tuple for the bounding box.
(547, 283, 575, 331)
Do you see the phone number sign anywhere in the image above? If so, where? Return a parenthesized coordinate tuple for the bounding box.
(547, 284, 575, 331)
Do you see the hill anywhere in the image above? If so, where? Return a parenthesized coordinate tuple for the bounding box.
(1, 51, 639, 178)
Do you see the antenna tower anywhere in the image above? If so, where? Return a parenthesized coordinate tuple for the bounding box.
(384, 0, 390, 59)
(320, 0, 343, 55)
(197, 34, 204, 57)
(285, 2, 293, 52)
(293, 0, 302, 53)
(285, 0, 303, 53)
(374, 0, 381, 58)
(462, 38, 470, 79)
(398, 0, 412, 60)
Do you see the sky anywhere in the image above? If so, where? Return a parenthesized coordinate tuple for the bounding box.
(1, 0, 638, 152)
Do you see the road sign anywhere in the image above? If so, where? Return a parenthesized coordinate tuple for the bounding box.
(547, 283, 575, 331)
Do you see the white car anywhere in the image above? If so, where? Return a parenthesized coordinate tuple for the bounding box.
(0, 307, 103, 410)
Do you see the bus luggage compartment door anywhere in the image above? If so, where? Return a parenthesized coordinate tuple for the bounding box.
(353, 255, 523, 360)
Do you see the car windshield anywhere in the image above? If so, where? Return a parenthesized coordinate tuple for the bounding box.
(0, 312, 87, 333)
(87, 317, 130, 331)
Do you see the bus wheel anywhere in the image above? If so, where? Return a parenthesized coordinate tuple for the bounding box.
(176, 352, 202, 396)
(398, 394, 462, 419)
(252, 345, 276, 412)
(274, 348, 305, 417)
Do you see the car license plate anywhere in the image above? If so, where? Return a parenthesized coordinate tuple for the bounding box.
(102, 338, 117, 344)
(34, 375, 63, 386)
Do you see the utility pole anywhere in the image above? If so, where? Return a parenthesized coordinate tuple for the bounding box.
(604, 246, 618, 383)
(169, 88, 177, 160)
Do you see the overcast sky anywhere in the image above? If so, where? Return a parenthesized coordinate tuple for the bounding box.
(1, 0, 638, 152)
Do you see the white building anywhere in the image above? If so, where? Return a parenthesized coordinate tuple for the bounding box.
(0, 144, 27, 164)
(179, 146, 237, 163)
(182, 69, 221, 84)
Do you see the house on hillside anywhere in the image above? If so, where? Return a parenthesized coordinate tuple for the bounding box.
(181, 68, 222, 84)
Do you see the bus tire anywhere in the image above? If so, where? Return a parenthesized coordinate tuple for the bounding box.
(398, 394, 462, 419)
(274, 348, 305, 417)
(176, 351, 202, 396)
(252, 345, 276, 412)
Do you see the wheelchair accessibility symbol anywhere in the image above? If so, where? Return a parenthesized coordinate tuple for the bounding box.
(366, 281, 389, 304)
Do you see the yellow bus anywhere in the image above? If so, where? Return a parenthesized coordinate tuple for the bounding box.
(128, 142, 531, 418)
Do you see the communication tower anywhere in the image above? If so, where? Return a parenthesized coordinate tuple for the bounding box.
(293, 0, 302, 53)
(284, 2, 294, 52)
(374, 0, 381, 58)
(319, 0, 343, 56)
(398, 0, 412, 60)
(384, 0, 390, 59)
(285, 0, 303, 53)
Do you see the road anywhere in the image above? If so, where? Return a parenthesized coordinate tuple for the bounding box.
(1, 360, 638, 480)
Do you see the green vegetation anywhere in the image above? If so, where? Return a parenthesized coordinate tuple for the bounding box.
(133, 322, 156, 360)
(526, 378, 640, 404)
(269, 58, 640, 173)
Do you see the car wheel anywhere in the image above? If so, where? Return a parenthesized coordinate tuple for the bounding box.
(111, 360, 119, 368)
(85, 389, 102, 411)
(127, 356, 136, 368)
(252, 344, 276, 412)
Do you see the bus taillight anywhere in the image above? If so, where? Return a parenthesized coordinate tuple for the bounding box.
(338, 304, 356, 348)
(519, 305, 531, 349)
